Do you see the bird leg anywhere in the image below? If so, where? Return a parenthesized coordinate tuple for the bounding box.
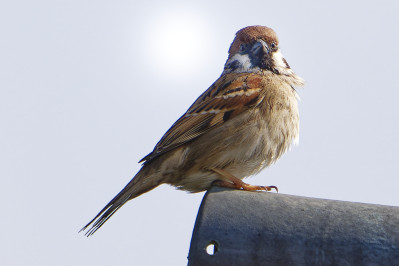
(212, 168, 278, 192)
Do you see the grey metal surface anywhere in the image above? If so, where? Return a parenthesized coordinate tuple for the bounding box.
(188, 187, 399, 266)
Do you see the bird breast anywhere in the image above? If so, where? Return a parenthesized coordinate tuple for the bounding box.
(189, 80, 298, 178)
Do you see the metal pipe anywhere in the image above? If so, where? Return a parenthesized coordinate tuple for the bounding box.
(188, 187, 399, 265)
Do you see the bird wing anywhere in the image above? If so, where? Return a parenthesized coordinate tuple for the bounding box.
(140, 73, 265, 164)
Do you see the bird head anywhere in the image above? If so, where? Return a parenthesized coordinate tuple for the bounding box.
(223, 26, 301, 85)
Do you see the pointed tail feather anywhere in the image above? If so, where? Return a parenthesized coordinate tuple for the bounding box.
(80, 168, 159, 236)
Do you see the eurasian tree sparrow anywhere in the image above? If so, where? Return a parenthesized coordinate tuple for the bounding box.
(81, 25, 304, 236)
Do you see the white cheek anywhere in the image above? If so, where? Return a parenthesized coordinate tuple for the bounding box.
(230, 53, 252, 70)
(222, 53, 260, 75)
(272, 50, 287, 70)
(272, 49, 299, 79)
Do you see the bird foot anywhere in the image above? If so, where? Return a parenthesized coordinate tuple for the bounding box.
(212, 168, 278, 192)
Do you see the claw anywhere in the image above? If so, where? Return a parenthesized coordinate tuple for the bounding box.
(265, 185, 278, 192)
(212, 168, 278, 193)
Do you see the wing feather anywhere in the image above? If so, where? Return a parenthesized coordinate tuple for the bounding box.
(140, 73, 265, 163)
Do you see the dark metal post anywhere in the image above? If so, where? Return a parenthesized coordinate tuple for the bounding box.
(188, 187, 399, 265)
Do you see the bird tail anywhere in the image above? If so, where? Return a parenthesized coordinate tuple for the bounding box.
(80, 167, 160, 236)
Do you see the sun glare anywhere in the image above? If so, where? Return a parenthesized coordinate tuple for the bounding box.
(143, 9, 213, 80)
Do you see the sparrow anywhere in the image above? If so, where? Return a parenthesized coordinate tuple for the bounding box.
(81, 25, 304, 236)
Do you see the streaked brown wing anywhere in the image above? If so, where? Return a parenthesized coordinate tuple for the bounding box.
(140, 73, 265, 164)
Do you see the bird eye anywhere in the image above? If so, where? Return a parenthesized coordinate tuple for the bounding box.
(271, 42, 277, 50)
(239, 44, 246, 52)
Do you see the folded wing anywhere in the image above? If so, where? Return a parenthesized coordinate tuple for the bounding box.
(140, 73, 265, 164)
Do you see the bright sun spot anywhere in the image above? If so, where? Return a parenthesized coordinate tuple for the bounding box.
(143, 9, 213, 80)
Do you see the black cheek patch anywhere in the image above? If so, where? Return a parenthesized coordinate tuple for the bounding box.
(225, 60, 241, 71)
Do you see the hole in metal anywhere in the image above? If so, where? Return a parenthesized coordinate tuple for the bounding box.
(205, 240, 219, 255)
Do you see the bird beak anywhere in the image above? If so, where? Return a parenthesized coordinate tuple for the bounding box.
(251, 39, 269, 56)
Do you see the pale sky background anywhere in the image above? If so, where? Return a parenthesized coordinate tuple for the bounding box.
(1, 0, 399, 265)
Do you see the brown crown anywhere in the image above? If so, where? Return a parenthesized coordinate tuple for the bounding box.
(228, 26, 279, 58)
